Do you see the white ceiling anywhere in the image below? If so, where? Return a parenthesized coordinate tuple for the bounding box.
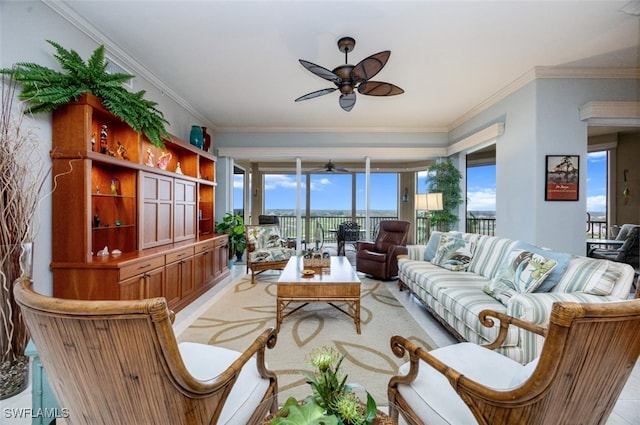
(55, 0, 639, 133)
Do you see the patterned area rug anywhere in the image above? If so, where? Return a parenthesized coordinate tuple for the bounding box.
(178, 272, 436, 405)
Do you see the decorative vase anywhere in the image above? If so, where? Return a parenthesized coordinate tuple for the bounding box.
(202, 127, 211, 152)
(0, 242, 33, 400)
(189, 125, 203, 149)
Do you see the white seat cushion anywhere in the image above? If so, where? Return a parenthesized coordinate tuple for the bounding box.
(396, 342, 525, 425)
(178, 342, 270, 424)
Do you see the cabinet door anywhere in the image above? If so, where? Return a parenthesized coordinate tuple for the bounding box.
(180, 255, 195, 298)
(164, 261, 182, 306)
(145, 267, 165, 299)
(214, 237, 229, 278)
(141, 173, 173, 249)
(174, 179, 197, 242)
(119, 274, 144, 300)
(195, 243, 214, 288)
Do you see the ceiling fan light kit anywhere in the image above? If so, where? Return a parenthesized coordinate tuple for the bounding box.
(295, 36, 404, 112)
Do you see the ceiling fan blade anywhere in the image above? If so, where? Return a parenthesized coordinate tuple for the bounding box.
(351, 51, 390, 83)
(299, 60, 341, 83)
(339, 93, 356, 112)
(358, 81, 404, 96)
(295, 87, 337, 102)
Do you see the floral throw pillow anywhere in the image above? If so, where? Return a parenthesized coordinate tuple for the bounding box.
(483, 249, 558, 304)
(431, 235, 475, 271)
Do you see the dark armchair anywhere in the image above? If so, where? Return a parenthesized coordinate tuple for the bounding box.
(589, 224, 639, 268)
(356, 220, 410, 280)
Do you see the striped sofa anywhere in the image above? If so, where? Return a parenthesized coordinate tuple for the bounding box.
(398, 232, 636, 364)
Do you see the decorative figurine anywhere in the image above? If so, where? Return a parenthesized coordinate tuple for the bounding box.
(91, 133, 96, 151)
(93, 215, 100, 228)
(145, 148, 155, 167)
(175, 162, 183, 174)
(110, 178, 118, 195)
(157, 152, 172, 170)
(116, 141, 128, 160)
(99, 125, 108, 154)
(96, 246, 109, 256)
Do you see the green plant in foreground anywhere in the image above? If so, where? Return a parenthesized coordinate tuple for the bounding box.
(299, 346, 377, 425)
(269, 397, 339, 425)
(0, 40, 169, 148)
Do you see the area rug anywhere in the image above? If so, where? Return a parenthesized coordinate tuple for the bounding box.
(178, 272, 437, 405)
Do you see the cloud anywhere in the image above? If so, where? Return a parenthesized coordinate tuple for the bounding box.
(587, 195, 607, 212)
(263, 174, 333, 191)
(587, 151, 607, 162)
(467, 188, 496, 211)
(264, 174, 299, 190)
(233, 174, 243, 189)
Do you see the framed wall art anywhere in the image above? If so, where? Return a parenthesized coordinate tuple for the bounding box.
(545, 155, 579, 201)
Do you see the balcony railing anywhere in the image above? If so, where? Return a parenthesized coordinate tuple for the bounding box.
(257, 214, 607, 245)
(262, 215, 398, 244)
(586, 213, 608, 239)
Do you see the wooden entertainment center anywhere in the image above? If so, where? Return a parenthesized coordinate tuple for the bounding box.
(50, 94, 229, 311)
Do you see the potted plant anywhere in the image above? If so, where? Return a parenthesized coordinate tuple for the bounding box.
(0, 74, 50, 399)
(215, 213, 246, 261)
(426, 158, 463, 232)
(269, 346, 377, 425)
(0, 40, 169, 148)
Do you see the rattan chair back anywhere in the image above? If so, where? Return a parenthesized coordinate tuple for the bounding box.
(14, 277, 277, 425)
(390, 299, 640, 425)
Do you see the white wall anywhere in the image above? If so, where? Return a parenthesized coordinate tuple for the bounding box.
(449, 76, 638, 255)
(1, 1, 204, 294)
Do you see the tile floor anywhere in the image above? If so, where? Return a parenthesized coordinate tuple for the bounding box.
(3, 264, 639, 424)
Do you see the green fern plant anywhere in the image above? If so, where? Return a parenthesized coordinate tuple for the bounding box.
(0, 40, 169, 148)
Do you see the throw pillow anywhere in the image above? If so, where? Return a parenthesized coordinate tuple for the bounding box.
(431, 234, 475, 271)
(483, 249, 558, 305)
(513, 242, 571, 292)
(552, 258, 620, 296)
(423, 231, 443, 262)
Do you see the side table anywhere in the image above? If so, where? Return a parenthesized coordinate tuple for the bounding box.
(25, 340, 60, 425)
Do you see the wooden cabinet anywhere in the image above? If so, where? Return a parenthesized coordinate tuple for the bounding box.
(51, 94, 229, 311)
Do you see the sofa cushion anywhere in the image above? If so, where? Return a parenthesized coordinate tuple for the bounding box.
(423, 231, 443, 261)
(466, 235, 517, 279)
(248, 247, 293, 263)
(483, 249, 557, 304)
(552, 257, 621, 296)
(247, 225, 281, 248)
(179, 342, 270, 424)
(396, 343, 524, 425)
(513, 242, 571, 292)
(432, 234, 476, 271)
(436, 286, 518, 346)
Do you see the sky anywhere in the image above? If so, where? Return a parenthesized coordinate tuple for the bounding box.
(234, 156, 607, 213)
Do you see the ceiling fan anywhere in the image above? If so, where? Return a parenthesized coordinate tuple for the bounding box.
(312, 160, 349, 173)
(295, 36, 404, 112)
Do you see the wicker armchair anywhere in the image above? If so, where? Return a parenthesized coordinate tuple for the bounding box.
(246, 224, 295, 283)
(388, 299, 640, 425)
(14, 277, 278, 425)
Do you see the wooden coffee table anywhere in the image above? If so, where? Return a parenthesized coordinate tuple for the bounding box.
(276, 256, 361, 333)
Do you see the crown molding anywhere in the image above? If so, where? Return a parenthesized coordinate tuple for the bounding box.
(447, 123, 505, 156)
(580, 102, 640, 120)
(42, 0, 216, 130)
(217, 146, 447, 161)
(448, 67, 640, 131)
(215, 126, 448, 133)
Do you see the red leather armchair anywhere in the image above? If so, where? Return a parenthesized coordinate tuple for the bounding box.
(356, 220, 410, 280)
